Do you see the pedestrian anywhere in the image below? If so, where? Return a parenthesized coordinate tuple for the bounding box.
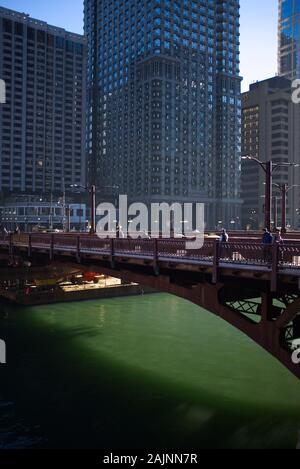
(119, 226, 125, 239)
(273, 228, 283, 245)
(262, 228, 272, 263)
(219, 229, 229, 259)
(273, 228, 284, 262)
(220, 228, 229, 243)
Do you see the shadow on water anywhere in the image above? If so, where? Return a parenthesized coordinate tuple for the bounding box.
(0, 296, 300, 449)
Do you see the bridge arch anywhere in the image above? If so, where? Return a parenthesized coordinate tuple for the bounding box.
(79, 262, 300, 381)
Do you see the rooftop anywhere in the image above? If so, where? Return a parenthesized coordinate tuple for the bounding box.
(0, 5, 86, 44)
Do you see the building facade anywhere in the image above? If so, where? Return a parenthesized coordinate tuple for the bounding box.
(84, 0, 242, 229)
(0, 7, 87, 197)
(241, 76, 300, 230)
(278, 0, 300, 79)
(0, 198, 88, 232)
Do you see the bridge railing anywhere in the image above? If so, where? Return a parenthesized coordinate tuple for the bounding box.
(50, 235, 78, 249)
(80, 236, 111, 253)
(157, 239, 215, 260)
(114, 238, 155, 257)
(0, 233, 29, 245)
(279, 244, 300, 268)
(4, 234, 300, 275)
(219, 242, 270, 265)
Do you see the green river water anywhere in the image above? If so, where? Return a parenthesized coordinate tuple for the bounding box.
(0, 293, 300, 449)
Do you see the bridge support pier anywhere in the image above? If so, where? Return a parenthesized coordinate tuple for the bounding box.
(212, 240, 219, 284)
(261, 292, 274, 322)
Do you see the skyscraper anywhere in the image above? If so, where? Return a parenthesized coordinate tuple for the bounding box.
(0, 6, 87, 197)
(241, 76, 300, 230)
(278, 0, 300, 79)
(85, 0, 242, 228)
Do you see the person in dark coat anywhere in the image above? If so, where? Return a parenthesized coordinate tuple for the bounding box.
(262, 228, 272, 263)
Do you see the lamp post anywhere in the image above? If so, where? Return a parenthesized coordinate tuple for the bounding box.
(273, 183, 300, 233)
(90, 184, 96, 234)
(242, 156, 299, 231)
(272, 196, 278, 229)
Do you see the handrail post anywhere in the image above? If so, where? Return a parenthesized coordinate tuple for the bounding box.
(153, 238, 159, 275)
(212, 239, 220, 284)
(9, 232, 14, 264)
(110, 238, 115, 268)
(76, 235, 81, 263)
(28, 233, 32, 258)
(271, 243, 279, 292)
(50, 234, 54, 261)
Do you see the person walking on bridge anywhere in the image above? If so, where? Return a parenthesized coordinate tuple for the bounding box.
(220, 229, 229, 243)
(219, 228, 229, 259)
(273, 229, 283, 245)
(262, 228, 272, 263)
(262, 228, 272, 244)
(273, 228, 284, 263)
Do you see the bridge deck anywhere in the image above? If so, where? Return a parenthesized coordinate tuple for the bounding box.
(1, 235, 300, 291)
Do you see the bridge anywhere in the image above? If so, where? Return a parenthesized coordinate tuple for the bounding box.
(1, 232, 300, 380)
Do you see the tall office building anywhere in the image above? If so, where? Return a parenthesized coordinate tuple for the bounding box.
(85, 0, 242, 228)
(241, 76, 300, 230)
(0, 7, 86, 197)
(278, 0, 300, 79)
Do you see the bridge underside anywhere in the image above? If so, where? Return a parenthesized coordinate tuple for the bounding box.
(1, 246, 300, 381)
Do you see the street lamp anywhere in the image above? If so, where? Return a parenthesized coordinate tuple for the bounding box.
(273, 183, 300, 233)
(241, 156, 299, 231)
(272, 195, 278, 229)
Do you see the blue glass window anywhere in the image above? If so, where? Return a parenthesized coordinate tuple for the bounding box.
(281, 0, 293, 20)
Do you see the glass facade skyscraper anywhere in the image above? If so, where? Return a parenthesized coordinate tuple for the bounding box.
(85, 0, 241, 228)
(278, 0, 300, 78)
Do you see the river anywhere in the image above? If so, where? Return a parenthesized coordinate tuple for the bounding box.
(0, 293, 300, 449)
